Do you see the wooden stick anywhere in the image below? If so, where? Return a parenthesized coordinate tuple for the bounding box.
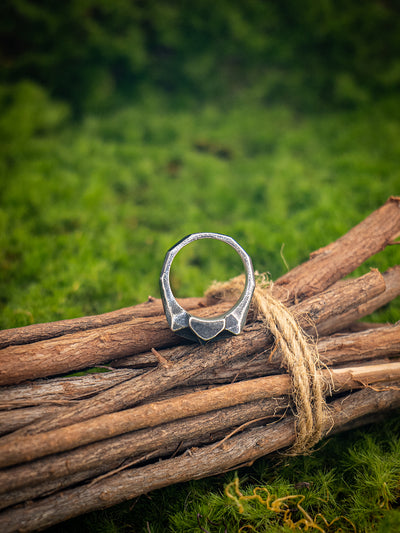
(1, 387, 399, 533)
(0, 405, 60, 436)
(0, 301, 236, 387)
(107, 267, 400, 370)
(1, 360, 399, 469)
(272, 196, 400, 304)
(3, 351, 399, 436)
(0, 369, 145, 435)
(0, 369, 143, 409)
(0, 257, 395, 391)
(0, 315, 176, 386)
(0, 397, 289, 500)
(0, 432, 237, 511)
(110, 265, 400, 386)
(2, 269, 385, 439)
(341, 322, 388, 333)
(0, 297, 209, 349)
(3, 341, 400, 499)
(0, 268, 387, 389)
(0, 384, 217, 436)
(317, 322, 400, 365)
(113, 323, 400, 383)
(0, 375, 293, 468)
(315, 266, 400, 336)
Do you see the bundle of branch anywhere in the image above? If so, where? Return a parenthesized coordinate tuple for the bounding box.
(0, 197, 400, 533)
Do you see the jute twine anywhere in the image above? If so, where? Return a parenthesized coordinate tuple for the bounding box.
(205, 273, 327, 454)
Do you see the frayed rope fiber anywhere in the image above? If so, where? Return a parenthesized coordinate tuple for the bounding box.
(205, 273, 327, 454)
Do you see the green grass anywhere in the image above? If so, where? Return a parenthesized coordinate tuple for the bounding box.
(1, 81, 400, 531)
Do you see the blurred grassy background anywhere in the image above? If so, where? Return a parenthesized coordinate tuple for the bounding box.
(1, 1, 400, 531)
(1, 88, 399, 329)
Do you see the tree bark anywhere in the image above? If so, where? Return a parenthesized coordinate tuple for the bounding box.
(0, 405, 61, 436)
(1, 387, 399, 533)
(1, 360, 399, 469)
(0, 268, 388, 388)
(115, 312, 400, 376)
(0, 297, 209, 349)
(314, 266, 400, 336)
(0, 369, 143, 409)
(0, 397, 289, 500)
(317, 322, 400, 365)
(108, 267, 399, 370)
(272, 196, 400, 304)
(0, 302, 236, 387)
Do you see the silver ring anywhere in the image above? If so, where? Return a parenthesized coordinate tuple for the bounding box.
(160, 233, 255, 343)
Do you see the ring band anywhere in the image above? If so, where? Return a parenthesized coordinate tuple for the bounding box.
(160, 233, 255, 343)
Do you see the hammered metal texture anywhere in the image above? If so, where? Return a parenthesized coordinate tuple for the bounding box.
(160, 233, 255, 343)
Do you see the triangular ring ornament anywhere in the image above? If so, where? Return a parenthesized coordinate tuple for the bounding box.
(160, 233, 255, 343)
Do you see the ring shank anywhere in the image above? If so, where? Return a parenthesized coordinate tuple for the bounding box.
(160, 233, 255, 343)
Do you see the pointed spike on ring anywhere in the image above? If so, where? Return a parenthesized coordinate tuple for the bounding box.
(224, 313, 241, 335)
(189, 317, 226, 341)
(160, 233, 255, 343)
(170, 312, 189, 331)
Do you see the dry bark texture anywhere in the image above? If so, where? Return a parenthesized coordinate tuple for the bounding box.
(1, 361, 400, 469)
(0, 388, 399, 533)
(2, 323, 396, 412)
(272, 196, 400, 303)
(0, 297, 209, 349)
(0, 397, 289, 500)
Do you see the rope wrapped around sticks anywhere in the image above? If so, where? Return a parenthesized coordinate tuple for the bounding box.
(205, 273, 327, 453)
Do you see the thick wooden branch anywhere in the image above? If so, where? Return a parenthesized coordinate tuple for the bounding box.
(0, 426, 248, 512)
(3, 351, 399, 436)
(317, 323, 400, 365)
(0, 297, 208, 350)
(108, 267, 399, 371)
(315, 266, 400, 335)
(0, 369, 146, 435)
(0, 301, 236, 387)
(1, 360, 399, 469)
(0, 369, 143, 410)
(1, 387, 399, 533)
(0, 315, 175, 386)
(273, 196, 400, 304)
(184, 324, 400, 386)
(0, 406, 60, 436)
(343, 322, 387, 332)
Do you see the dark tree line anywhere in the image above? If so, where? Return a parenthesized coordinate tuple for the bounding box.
(1, 0, 400, 112)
